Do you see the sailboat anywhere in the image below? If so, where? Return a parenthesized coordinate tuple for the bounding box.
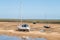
(17, 0, 30, 32)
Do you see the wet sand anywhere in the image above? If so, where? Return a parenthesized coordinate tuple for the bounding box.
(0, 22, 60, 40)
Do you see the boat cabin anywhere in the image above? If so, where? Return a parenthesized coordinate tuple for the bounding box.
(17, 24, 30, 32)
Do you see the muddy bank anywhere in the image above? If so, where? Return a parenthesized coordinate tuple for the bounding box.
(0, 22, 60, 40)
(0, 30, 60, 40)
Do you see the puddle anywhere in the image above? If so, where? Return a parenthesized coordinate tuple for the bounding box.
(0, 35, 47, 40)
(0, 35, 20, 40)
(40, 29, 45, 32)
(22, 38, 47, 40)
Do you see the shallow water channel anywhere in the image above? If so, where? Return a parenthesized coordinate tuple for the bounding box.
(0, 35, 47, 40)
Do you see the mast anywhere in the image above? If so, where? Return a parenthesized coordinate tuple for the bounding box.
(44, 12, 48, 25)
(20, 0, 23, 24)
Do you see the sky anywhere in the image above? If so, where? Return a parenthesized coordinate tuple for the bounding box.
(0, 0, 60, 19)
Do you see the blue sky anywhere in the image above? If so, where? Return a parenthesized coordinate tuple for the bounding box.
(0, 0, 60, 19)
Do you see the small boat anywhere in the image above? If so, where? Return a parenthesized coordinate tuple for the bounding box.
(43, 25, 50, 28)
(17, 24, 30, 32)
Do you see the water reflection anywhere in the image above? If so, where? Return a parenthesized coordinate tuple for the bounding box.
(0, 35, 47, 40)
(0, 35, 20, 40)
(21, 37, 46, 40)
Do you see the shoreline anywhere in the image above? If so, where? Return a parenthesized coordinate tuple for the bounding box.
(0, 30, 60, 40)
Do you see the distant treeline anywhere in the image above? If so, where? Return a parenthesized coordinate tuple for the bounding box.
(0, 19, 60, 24)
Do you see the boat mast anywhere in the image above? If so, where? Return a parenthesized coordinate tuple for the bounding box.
(20, 0, 23, 24)
(44, 12, 48, 25)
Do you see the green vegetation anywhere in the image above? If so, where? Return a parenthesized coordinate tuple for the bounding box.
(0, 19, 60, 23)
